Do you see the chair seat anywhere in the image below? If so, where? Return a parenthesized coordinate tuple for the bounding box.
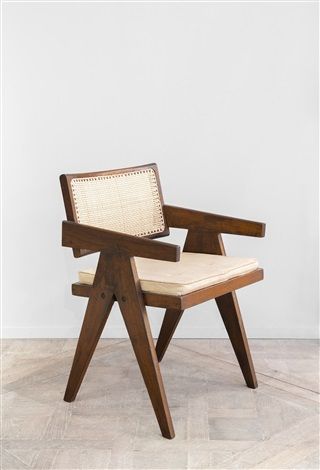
(78, 252, 259, 296)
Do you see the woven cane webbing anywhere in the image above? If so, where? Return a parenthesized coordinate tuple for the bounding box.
(70, 168, 165, 237)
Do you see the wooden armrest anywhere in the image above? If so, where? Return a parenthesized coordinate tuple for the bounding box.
(163, 205, 266, 238)
(62, 221, 180, 261)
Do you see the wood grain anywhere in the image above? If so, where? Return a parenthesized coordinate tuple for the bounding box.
(108, 254, 175, 439)
(164, 205, 266, 237)
(184, 229, 258, 388)
(60, 162, 266, 440)
(156, 309, 185, 362)
(62, 220, 180, 262)
(64, 253, 114, 402)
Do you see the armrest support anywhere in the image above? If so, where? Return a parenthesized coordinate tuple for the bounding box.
(62, 221, 180, 262)
(164, 205, 266, 238)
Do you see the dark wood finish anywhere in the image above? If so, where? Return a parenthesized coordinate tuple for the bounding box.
(71, 282, 183, 309)
(216, 292, 258, 388)
(184, 230, 226, 254)
(156, 309, 185, 362)
(60, 163, 170, 258)
(154, 229, 263, 361)
(164, 205, 266, 237)
(184, 229, 258, 388)
(107, 254, 175, 439)
(180, 268, 263, 309)
(71, 268, 263, 310)
(65, 250, 175, 438)
(61, 162, 266, 438)
(72, 282, 96, 298)
(154, 216, 264, 361)
(62, 221, 180, 262)
(64, 253, 114, 402)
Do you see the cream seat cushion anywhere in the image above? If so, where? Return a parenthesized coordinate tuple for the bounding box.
(78, 253, 258, 296)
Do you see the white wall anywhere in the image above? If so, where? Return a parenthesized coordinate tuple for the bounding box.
(3, 1, 318, 339)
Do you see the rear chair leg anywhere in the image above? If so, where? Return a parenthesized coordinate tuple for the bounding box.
(215, 291, 258, 389)
(156, 309, 184, 362)
(184, 230, 258, 389)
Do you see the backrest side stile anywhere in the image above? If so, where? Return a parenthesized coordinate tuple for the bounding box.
(60, 163, 169, 258)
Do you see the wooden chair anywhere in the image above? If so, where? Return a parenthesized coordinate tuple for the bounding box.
(60, 163, 265, 439)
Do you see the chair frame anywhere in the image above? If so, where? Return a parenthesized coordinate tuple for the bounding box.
(60, 163, 265, 439)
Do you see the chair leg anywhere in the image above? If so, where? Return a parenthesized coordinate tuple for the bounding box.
(64, 253, 114, 402)
(156, 309, 185, 362)
(113, 256, 175, 439)
(215, 291, 258, 389)
(64, 290, 114, 402)
(184, 230, 258, 388)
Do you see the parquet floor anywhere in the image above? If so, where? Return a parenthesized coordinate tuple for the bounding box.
(2, 339, 319, 469)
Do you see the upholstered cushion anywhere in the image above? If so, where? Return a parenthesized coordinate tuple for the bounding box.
(78, 252, 258, 296)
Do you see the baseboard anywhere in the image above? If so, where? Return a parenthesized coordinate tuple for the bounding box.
(2, 326, 319, 339)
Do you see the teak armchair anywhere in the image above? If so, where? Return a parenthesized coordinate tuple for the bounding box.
(60, 163, 265, 439)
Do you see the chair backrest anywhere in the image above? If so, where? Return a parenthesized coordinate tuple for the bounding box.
(60, 163, 169, 257)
